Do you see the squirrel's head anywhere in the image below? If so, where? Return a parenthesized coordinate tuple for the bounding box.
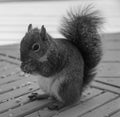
(20, 24, 52, 74)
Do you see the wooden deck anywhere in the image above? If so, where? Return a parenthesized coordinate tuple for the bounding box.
(0, 33, 120, 117)
(0, 0, 120, 117)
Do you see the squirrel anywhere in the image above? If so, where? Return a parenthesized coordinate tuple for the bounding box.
(20, 5, 103, 110)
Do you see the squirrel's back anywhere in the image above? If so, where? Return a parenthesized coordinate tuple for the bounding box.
(59, 5, 103, 87)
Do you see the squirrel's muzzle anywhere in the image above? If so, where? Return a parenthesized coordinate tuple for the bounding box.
(20, 60, 36, 74)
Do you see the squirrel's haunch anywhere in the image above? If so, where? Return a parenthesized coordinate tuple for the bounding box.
(59, 5, 103, 87)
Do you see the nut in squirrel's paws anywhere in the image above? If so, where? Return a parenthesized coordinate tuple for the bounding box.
(28, 93, 49, 101)
(48, 101, 65, 110)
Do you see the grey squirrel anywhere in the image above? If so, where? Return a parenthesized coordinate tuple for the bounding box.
(20, 5, 103, 110)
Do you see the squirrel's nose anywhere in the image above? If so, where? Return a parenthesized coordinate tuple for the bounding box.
(20, 62, 30, 73)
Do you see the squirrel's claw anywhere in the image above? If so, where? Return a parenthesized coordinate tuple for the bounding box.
(28, 93, 49, 101)
(28, 93, 38, 101)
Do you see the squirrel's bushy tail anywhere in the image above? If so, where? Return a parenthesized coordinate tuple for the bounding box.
(59, 5, 103, 87)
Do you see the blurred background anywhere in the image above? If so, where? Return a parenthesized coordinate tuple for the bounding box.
(0, 0, 120, 45)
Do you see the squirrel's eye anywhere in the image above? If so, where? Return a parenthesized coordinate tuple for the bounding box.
(32, 43, 40, 52)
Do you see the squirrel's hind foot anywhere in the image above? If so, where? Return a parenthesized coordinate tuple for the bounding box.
(29, 93, 64, 110)
(48, 101, 65, 110)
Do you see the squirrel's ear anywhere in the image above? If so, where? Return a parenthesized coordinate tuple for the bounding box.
(28, 24, 32, 32)
(40, 25, 47, 40)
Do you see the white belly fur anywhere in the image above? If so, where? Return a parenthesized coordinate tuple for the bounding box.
(37, 75, 64, 102)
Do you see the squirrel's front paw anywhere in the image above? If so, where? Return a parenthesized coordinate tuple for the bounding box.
(28, 93, 39, 101)
(48, 101, 64, 110)
(28, 93, 49, 101)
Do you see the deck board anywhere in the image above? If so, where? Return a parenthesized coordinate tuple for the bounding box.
(111, 110, 120, 117)
(81, 97, 120, 117)
(97, 63, 120, 77)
